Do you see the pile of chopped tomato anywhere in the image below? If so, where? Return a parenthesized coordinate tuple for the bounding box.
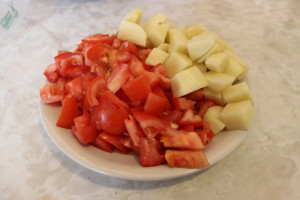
(40, 33, 216, 169)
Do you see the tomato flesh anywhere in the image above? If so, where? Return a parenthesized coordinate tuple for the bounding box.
(56, 97, 81, 129)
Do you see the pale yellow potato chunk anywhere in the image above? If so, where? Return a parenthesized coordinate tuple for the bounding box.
(148, 24, 170, 47)
(220, 100, 254, 130)
(164, 52, 192, 78)
(171, 66, 208, 97)
(187, 37, 215, 61)
(123, 9, 143, 24)
(204, 71, 235, 92)
(223, 82, 254, 104)
(205, 52, 230, 72)
(145, 48, 169, 66)
(117, 21, 147, 47)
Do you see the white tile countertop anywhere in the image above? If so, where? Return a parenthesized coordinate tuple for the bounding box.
(1, 0, 300, 199)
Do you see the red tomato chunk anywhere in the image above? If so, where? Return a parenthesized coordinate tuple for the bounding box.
(40, 34, 217, 169)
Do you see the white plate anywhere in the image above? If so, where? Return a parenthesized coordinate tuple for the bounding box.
(39, 101, 248, 181)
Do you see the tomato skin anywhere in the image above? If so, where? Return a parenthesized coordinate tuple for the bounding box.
(102, 106, 129, 134)
(165, 150, 210, 169)
(133, 111, 169, 139)
(74, 125, 99, 144)
(122, 75, 151, 102)
(124, 115, 145, 147)
(92, 99, 117, 130)
(95, 135, 114, 152)
(85, 41, 106, 63)
(140, 138, 166, 167)
(85, 76, 107, 108)
(143, 92, 169, 116)
(106, 63, 131, 93)
(44, 63, 60, 83)
(99, 132, 129, 154)
(56, 97, 81, 129)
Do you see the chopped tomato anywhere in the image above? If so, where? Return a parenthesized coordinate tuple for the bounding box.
(133, 111, 169, 139)
(73, 125, 99, 144)
(124, 115, 145, 147)
(185, 89, 204, 100)
(56, 97, 81, 129)
(128, 56, 145, 77)
(119, 40, 138, 56)
(85, 42, 106, 63)
(178, 109, 203, 127)
(143, 92, 169, 116)
(160, 127, 204, 150)
(40, 78, 65, 104)
(106, 63, 131, 93)
(40, 31, 218, 169)
(92, 98, 117, 130)
(65, 76, 83, 100)
(44, 63, 60, 83)
(116, 50, 131, 63)
(74, 112, 91, 130)
(99, 132, 129, 154)
(102, 106, 129, 134)
(159, 110, 183, 123)
(85, 76, 107, 108)
(140, 138, 165, 167)
(165, 150, 210, 169)
(122, 75, 151, 102)
(95, 135, 114, 152)
(101, 89, 129, 110)
(172, 97, 197, 111)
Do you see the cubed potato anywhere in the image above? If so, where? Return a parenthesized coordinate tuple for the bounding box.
(187, 37, 215, 61)
(157, 43, 170, 52)
(192, 62, 207, 73)
(145, 48, 169, 66)
(223, 82, 253, 104)
(203, 87, 225, 105)
(164, 52, 192, 78)
(196, 44, 221, 63)
(204, 106, 225, 134)
(148, 23, 170, 47)
(145, 13, 168, 33)
(220, 100, 254, 130)
(168, 29, 188, 53)
(123, 9, 143, 24)
(204, 71, 235, 92)
(171, 66, 208, 97)
(117, 20, 147, 47)
(185, 24, 207, 39)
(224, 49, 249, 80)
(205, 52, 230, 72)
(223, 57, 244, 79)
